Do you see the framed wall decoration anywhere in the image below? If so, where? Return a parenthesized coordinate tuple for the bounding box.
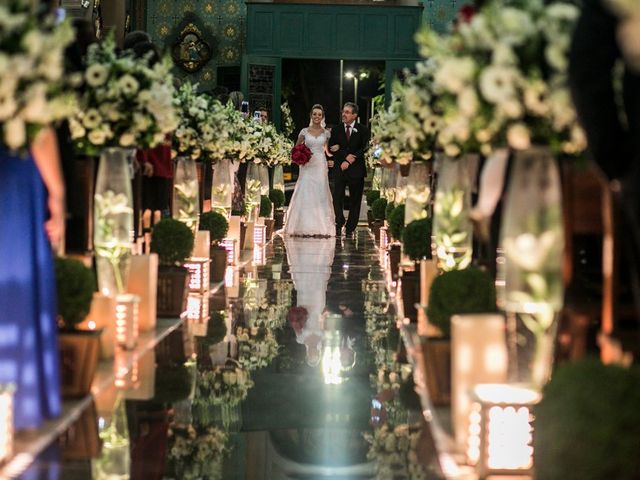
(172, 23, 213, 73)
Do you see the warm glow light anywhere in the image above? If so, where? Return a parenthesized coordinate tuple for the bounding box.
(186, 294, 209, 321)
(474, 384, 540, 404)
(184, 257, 210, 293)
(115, 294, 139, 350)
(322, 345, 344, 385)
(345, 71, 354, 79)
(253, 224, 267, 246)
(87, 320, 97, 330)
(220, 238, 237, 265)
(253, 245, 266, 266)
(0, 386, 14, 464)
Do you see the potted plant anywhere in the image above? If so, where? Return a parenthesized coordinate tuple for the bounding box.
(151, 218, 194, 317)
(366, 190, 381, 227)
(269, 189, 286, 230)
(400, 218, 432, 322)
(196, 310, 228, 367)
(199, 211, 229, 283)
(424, 267, 496, 404)
(535, 359, 640, 480)
(260, 195, 275, 240)
(55, 257, 101, 397)
(371, 197, 387, 243)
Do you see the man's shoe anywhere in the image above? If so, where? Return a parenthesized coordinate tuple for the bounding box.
(345, 229, 355, 238)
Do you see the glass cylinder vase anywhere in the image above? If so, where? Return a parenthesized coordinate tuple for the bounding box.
(211, 159, 233, 217)
(258, 164, 270, 196)
(245, 163, 262, 221)
(273, 165, 285, 193)
(372, 166, 383, 192)
(380, 165, 398, 203)
(395, 168, 409, 205)
(499, 146, 564, 390)
(432, 154, 474, 271)
(94, 147, 134, 297)
(405, 161, 431, 225)
(173, 156, 200, 235)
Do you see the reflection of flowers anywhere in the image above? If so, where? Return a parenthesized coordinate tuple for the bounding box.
(287, 306, 308, 334)
(236, 326, 279, 371)
(167, 424, 228, 480)
(364, 424, 429, 480)
(433, 187, 472, 271)
(194, 366, 253, 406)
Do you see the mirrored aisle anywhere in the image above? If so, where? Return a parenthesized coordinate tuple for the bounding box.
(16, 230, 441, 480)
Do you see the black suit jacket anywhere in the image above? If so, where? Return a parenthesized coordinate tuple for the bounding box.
(328, 122, 369, 179)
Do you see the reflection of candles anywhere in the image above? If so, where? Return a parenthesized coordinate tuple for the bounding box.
(467, 384, 539, 477)
(253, 245, 266, 266)
(0, 385, 14, 464)
(253, 224, 266, 246)
(184, 258, 210, 293)
(451, 314, 507, 450)
(123, 351, 156, 401)
(187, 293, 209, 321)
(220, 238, 237, 265)
(115, 294, 139, 350)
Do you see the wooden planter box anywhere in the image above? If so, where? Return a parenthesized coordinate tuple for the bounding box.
(388, 244, 402, 281)
(400, 267, 420, 322)
(274, 209, 285, 230)
(264, 218, 275, 241)
(371, 219, 384, 243)
(58, 329, 102, 398)
(422, 337, 451, 406)
(157, 266, 189, 317)
(210, 244, 228, 283)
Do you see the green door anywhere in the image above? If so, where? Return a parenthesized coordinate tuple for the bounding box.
(242, 55, 282, 129)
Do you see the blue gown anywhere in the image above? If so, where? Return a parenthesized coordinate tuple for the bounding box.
(0, 150, 61, 430)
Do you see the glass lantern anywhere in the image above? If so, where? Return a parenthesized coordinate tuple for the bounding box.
(405, 162, 431, 225)
(245, 163, 262, 221)
(173, 156, 200, 235)
(272, 165, 285, 193)
(258, 164, 269, 196)
(211, 159, 233, 217)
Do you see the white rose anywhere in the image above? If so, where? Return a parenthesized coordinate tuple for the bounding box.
(82, 108, 102, 129)
(85, 63, 109, 87)
(88, 129, 107, 145)
(507, 123, 531, 150)
(118, 74, 139, 96)
(69, 118, 86, 139)
(4, 117, 26, 150)
(479, 66, 518, 104)
(444, 143, 461, 158)
(119, 132, 136, 147)
(458, 88, 479, 117)
(434, 57, 475, 94)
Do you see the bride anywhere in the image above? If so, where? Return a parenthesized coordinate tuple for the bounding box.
(284, 104, 335, 237)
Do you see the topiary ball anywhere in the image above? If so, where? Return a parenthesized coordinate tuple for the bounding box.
(153, 364, 193, 404)
(388, 204, 406, 240)
(199, 211, 229, 244)
(402, 218, 432, 261)
(151, 218, 194, 266)
(55, 257, 96, 329)
(371, 198, 388, 221)
(366, 190, 381, 206)
(201, 310, 227, 346)
(426, 267, 496, 337)
(535, 359, 640, 480)
(269, 189, 286, 209)
(260, 195, 273, 217)
(385, 202, 396, 223)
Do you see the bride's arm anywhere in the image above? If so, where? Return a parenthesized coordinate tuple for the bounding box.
(296, 128, 306, 146)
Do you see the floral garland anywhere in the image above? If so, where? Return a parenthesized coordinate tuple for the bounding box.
(70, 35, 178, 154)
(0, 0, 76, 151)
(193, 366, 254, 407)
(236, 325, 280, 371)
(173, 82, 214, 161)
(167, 424, 228, 480)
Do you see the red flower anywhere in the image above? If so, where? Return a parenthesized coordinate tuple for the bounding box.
(457, 5, 477, 24)
(291, 143, 312, 166)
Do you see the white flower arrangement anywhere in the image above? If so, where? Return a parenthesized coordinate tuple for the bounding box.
(241, 119, 282, 166)
(174, 82, 214, 161)
(415, 0, 586, 156)
(202, 100, 245, 163)
(236, 325, 280, 371)
(0, 1, 76, 151)
(70, 36, 178, 154)
(167, 424, 228, 480)
(194, 366, 254, 407)
(364, 424, 430, 480)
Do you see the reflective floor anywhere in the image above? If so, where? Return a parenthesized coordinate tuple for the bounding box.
(17, 229, 438, 479)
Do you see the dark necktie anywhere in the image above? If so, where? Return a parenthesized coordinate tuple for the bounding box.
(345, 125, 351, 141)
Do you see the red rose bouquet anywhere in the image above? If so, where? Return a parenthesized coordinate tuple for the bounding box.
(291, 143, 312, 166)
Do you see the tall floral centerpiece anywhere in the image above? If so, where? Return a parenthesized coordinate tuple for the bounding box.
(166, 424, 228, 480)
(71, 36, 178, 296)
(0, 1, 76, 153)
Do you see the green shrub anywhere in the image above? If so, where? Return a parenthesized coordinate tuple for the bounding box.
(535, 359, 640, 480)
(269, 189, 286, 209)
(402, 218, 432, 261)
(55, 257, 96, 329)
(385, 202, 396, 223)
(200, 310, 227, 346)
(260, 195, 273, 217)
(151, 218, 194, 266)
(153, 364, 193, 404)
(371, 198, 388, 221)
(388, 204, 406, 240)
(199, 211, 228, 244)
(426, 267, 496, 337)
(366, 190, 381, 206)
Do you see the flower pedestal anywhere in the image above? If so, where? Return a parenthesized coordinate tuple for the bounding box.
(58, 329, 102, 398)
(274, 209, 285, 231)
(433, 154, 474, 271)
(209, 245, 228, 283)
(126, 254, 158, 332)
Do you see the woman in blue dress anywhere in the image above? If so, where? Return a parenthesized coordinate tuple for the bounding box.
(0, 128, 65, 430)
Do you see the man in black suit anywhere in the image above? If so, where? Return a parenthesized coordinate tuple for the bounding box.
(329, 102, 369, 237)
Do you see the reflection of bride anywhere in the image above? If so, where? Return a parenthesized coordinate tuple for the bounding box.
(284, 237, 335, 366)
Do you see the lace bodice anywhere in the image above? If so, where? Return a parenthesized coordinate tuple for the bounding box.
(301, 128, 329, 156)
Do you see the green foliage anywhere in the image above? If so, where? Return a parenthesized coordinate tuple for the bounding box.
(151, 218, 194, 266)
(388, 204, 406, 240)
(199, 211, 229, 244)
(153, 364, 193, 404)
(366, 190, 381, 206)
(402, 218, 432, 261)
(260, 195, 273, 217)
(427, 267, 496, 337)
(385, 202, 396, 223)
(55, 257, 96, 329)
(269, 189, 286, 209)
(535, 359, 640, 480)
(201, 310, 227, 346)
(371, 198, 388, 221)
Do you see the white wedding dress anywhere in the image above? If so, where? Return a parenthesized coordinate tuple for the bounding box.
(284, 128, 335, 237)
